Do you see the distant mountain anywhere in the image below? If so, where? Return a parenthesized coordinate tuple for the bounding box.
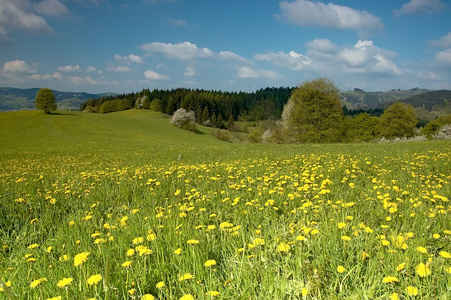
(400, 90, 451, 111)
(0, 87, 113, 111)
(340, 87, 432, 109)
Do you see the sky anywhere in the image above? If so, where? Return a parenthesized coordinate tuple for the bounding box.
(0, 0, 450, 94)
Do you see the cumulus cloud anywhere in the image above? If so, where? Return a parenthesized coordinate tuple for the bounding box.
(114, 54, 144, 64)
(394, 0, 447, 16)
(0, 0, 53, 45)
(435, 49, 451, 66)
(218, 51, 252, 64)
(140, 41, 214, 61)
(34, 0, 69, 17)
(69, 76, 106, 86)
(306, 38, 339, 53)
(236, 67, 282, 80)
(58, 65, 81, 72)
(428, 32, 451, 48)
(31, 71, 63, 80)
(255, 50, 312, 70)
(184, 66, 197, 77)
(144, 69, 170, 80)
(2, 60, 37, 73)
(276, 0, 383, 32)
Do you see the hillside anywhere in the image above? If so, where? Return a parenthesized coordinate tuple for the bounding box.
(0, 87, 110, 111)
(0, 110, 224, 160)
(401, 90, 451, 112)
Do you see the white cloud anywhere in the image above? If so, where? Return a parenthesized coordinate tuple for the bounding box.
(254, 50, 312, 70)
(428, 32, 451, 48)
(140, 41, 214, 61)
(58, 65, 81, 72)
(305, 38, 338, 53)
(276, 0, 383, 32)
(218, 51, 252, 64)
(395, 0, 447, 16)
(184, 66, 197, 77)
(166, 18, 187, 26)
(0, 0, 53, 44)
(144, 69, 170, 80)
(34, 0, 69, 17)
(69, 76, 106, 86)
(114, 54, 144, 64)
(31, 71, 63, 80)
(2, 60, 37, 73)
(236, 67, 282, 80)
(109, 66, 132, 72)
(435, 49, 451, 66)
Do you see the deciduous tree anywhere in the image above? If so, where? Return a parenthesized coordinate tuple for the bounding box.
(379, 102, 417, 139)
(35, 88, 57, 113)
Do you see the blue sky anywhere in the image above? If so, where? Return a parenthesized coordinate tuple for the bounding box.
(1, 0, 450, 94)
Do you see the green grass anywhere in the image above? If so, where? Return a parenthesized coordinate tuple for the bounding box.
(0, 110, 450, 299)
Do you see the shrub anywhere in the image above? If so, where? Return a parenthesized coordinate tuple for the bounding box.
(171, 108, 197, 132)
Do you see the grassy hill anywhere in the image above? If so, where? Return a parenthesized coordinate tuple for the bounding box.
(0, 110, 228, 162)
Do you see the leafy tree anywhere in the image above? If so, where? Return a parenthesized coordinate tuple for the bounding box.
(344, 113, 380, 142)
(35, 88, 57, 113)
(283, 78, 344, 143)
(379, 102, 417, 139)
(170, 108, 197, 132)
(150, 98, 162, 111)
(421, 114, 451, 138)
(227, 115, 235, 131)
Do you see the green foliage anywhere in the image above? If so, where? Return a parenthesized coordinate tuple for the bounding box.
(285, 78, 344, 143)
(379, 102, 418, 139)
(150, 98, 162, 111)
(344, 113, 380, 142)
(35, 88, 57, 113)
(99, 99, 131, 114)
(421, 114, 451, 138)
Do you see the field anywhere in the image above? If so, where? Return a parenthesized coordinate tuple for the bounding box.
(0, 110, 450, 299)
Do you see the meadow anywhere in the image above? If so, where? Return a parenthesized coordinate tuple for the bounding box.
(0, 110, 450, 299)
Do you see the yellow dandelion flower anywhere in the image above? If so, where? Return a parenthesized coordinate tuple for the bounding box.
(28, 243, 39, 250)
(86, 274, 102, 286)
(136, 245, 152, 256)
(132, 237, 144, 245)
(187, 239, 199, 245)
(439, 251, 451, 259)
(57, 277, 73, 288)
(74, 252, 90, 267)
(0, 280, 12, 292)
(277, 242, 291, 253)
(204, 259, 217, 267)
(341, 236, 351, 241)
(415, 263, 431, 277)
(445, 266, 451, 274)
(59, 255, 68, 262)
(406, 286, 418, 296)
(337, 222, 346, 229)
(141, 294, 156, 300)
(30, 278, 47, 288)
(146, 233, 156, 241)
(47, 297, 62, 300)
(156, 281, 165, 289)
(253, 238, 265, 246)
(390, 293, 400, 300)
(174, 248, 182, 255)
(178, 273, 194, 281)
(416, 246, 427, 254)
(396, 263, 406, 272)
(382, 276, 399, 284)
(207, 291, 220, 297)
(122, 261, 132, 268)
(433, 233, 440, 239)
(337, 266, 346, 273)
(126, 249, 135, 256)
(128, 288, 136, 295)
(174, 190, 181, 196)
(301, 287, 308, 296)
(179, 294, 194, 300)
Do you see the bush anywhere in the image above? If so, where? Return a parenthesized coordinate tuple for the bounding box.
(433, 124, 451, 140)
(171, 108, 197, 132)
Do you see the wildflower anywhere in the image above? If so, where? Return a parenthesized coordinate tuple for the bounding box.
(128, 288, 136, 295)
(30, 278, 47, 288)
(301, 287, 308, 296)
(132, 237, 144, 245)
(337, 222, 346, 229)
(136, 245, 152, 256)
(179, 273, 194, 281)
(126, 249, 135, 256)
(204, 259, 217, 267)
(174, 248, 182, 255)
(277, 242, 291, 253)
(406, 286, 419, 296)
(74, 252, 90, 267)
(146, 233, 156, 241)
(341, 235, 351, 241)
(439, 251, 451, 259)
(174, 190, 181, 196)
(337, 266, 346, 273)
(57, 277, 73, 288)
(415, 263, 431, 277)
(433, 233, 440, 239)
(0, 280, 12, 292)
(207, 291, 220, 297)
(59, 255, 68, 262)
(156, 281, 165, 289)
(382, 276, 399, 283)
(179, 294, 194, 300)
(47, 297, 62, 300)
(390, 293, 400, 300)
(28, 243, 39, 250)
(122, 261, 132, 268)
(416, 246, 427, 254)
(87, 274, 102, 286)
(253, 238, 265, 246)
(142, 294, 156, 300)
(446, 267, 451, 274)
(187, 239, 199, 245)
(396, 263, 406, 272)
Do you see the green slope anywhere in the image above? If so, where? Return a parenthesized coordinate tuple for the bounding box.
(0, 110, 226, 161)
